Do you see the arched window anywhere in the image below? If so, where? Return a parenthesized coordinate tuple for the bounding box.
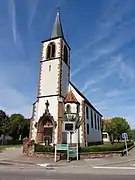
(66, 104, 71, 114)
(51, 43, 55, 58)
(46, 42, 56, 59)
(64, 45, 68, 64)
(47, 45, 51, 59)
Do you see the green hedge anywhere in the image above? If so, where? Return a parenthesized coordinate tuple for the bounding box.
(35, 144, 55, 153)
(79, 142, 134, 153)
(35, 142, 134, 153)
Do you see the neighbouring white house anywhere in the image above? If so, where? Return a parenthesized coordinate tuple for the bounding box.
(29, 10, 103, 147)
(102, 132, 110, 143)
(102, 118, 111, 143)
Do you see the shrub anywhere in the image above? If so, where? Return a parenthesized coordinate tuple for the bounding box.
(79, 142, 134, 153)
(34, 142, 134, 153)
(35, 144, 55, 153)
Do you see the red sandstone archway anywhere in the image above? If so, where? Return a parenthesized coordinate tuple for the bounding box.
(36, 100, 57, 145)
(36, 114, 56, 145)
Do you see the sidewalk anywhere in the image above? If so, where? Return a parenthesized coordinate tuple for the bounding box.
(0, 146, 135, 168)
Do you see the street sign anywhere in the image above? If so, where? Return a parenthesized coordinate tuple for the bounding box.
(122, 133, 128, 140)
(68, 147, 77, 157)
(56, 144, 68, 150)
(63, 121, 75, 132)
(122, 133, 128, 156)
(55, 144, 69, 162)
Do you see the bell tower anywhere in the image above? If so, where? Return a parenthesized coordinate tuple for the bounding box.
(35, 9, 70, 144)
(38, 9, 70, 98)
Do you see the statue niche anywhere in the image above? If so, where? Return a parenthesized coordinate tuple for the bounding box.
(36, 100, 56, 145)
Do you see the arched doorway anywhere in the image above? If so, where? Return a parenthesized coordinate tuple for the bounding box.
(36, 115, 56, 145)
(36, 100, 57, 145)
(43, 119, 53, 145)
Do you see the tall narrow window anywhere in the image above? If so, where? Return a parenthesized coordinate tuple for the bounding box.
(97, 116, 100, 130)
(91, 110, 93, 128)
(66, 104, 71, 114)
(87, 124, 89, 134)
(64, 45, 68, 64)
(94, 113, 97, 129)
(51, 43, 55, 58)
(77, 104, 80, 114)
(47, 45, 51, 59)
(99, 117, 101, 130)
(46, 42, 56, 59)
(86, 106, 89, 119)
(49, 65, 51, 71)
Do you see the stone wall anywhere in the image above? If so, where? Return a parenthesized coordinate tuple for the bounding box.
(34, 152, 66, 160)
(24, 151, 115, 159)
(23, 140, 134, 160)
(23, 138, 35, 156)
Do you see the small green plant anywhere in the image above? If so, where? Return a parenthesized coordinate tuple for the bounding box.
(34, 144, 55, 152)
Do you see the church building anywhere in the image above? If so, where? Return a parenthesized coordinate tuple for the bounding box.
(29, 10, 103, 147)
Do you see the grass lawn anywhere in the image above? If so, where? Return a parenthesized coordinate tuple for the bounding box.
(0, 144, 22, 151)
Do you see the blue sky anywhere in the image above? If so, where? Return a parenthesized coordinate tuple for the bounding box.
(0, 0, 135, 128)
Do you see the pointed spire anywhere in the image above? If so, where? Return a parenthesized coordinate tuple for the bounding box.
(51, 8, 64, 38)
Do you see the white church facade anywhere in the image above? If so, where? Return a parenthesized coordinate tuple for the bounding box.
(29, 10, 103, 147)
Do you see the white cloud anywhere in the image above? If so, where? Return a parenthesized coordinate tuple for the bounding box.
(0, 59, 34, 118)
(80, 59, 118, 93)
(71, 0, 135, 77)
(7, 0, 23, 53)
(0, 85, 32, 118)
(105, 89, 123, 98)
(28, 0, 39, 29)
(112, 55, 135, 85)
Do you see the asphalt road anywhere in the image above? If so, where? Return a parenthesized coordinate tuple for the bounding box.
(0, 165, 135, 180)
(0, 171, 135, 180)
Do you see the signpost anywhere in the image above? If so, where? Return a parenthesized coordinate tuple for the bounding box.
(68, 144, 79, 160)
(54, 144, 69, 162)
(122, 133, 128, 155)
(54, 121, 79, 162)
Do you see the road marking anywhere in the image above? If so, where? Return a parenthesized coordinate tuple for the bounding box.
(37, 163, 54, 170)
(131, 164, 135, 166)
(93, 166, 135, 170)
(37, 163, 51, 167)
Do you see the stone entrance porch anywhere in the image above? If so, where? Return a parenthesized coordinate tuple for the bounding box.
(36, 100, 57, 145)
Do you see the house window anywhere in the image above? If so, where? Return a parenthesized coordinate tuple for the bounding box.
(86, 106, 89, 119)
(91, 110, 93, 128)
(49, 65, 51, 71)
(99, 117, 102, 130)
(66, 104, 71, 114)
(97, 116, 100, 130)
(87, 124, 89, 134)
(46, 42, 56, 59)
(64, 45, 68, 64)
(77, 104, 80, 114)
(94, 113, 97, 129)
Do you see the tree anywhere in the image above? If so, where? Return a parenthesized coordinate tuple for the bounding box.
(9, 114, 30, 140)
(104, 117, 131, 144)
(131, 129, 135, 141)
(0, 110, 9, 135)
